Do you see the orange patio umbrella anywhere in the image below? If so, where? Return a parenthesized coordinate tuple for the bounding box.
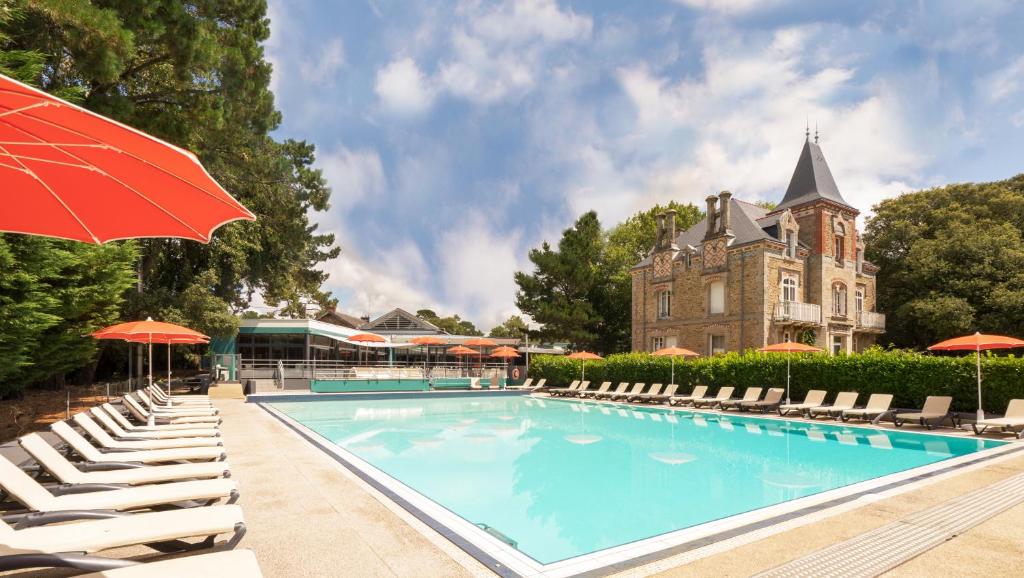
(566, 351, 603, 382)
(349, 333, 386, 365)
(409, 336, 447, 373)
(490, 347, 520, 390)
(0, 73, 255, 244)
(93, 319, 209, 400)
(652, 346, 700, 385)
(759, 341, 823, 405)
(464, 337, 497, 347)
(928, 332, 1024, 420)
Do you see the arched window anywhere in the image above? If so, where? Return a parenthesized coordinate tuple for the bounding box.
(780, 275, 798, 303)
(657, 289, 672, 319)
(834, 221, 846, 265)
(832, 283, 847, 317)
(708, 281, 725, 315)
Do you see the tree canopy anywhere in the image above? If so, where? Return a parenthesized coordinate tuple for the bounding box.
(415, 309, 484, 336)
(515, 203, 701, 353)
(489, 315, 530, 339)
(864, 174, 1024, 349)
(0, 0, 339, 392)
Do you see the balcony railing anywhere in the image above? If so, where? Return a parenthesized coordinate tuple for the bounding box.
(774, 301, 821, 325)
(857, 311, 886, 331)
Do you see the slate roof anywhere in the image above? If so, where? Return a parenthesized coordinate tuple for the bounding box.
(632, 198, 779, 269)
(774, 138, 854, 212)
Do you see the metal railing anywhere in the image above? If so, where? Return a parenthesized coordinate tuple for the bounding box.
(238, 359, 510, 392)
(773, 301, 821, 324)
(857, 311, 886, 330)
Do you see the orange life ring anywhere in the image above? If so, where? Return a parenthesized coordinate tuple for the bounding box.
(511, 367, 521, 380)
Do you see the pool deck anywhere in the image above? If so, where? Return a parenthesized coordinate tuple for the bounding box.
(212, 394, 1024, 577)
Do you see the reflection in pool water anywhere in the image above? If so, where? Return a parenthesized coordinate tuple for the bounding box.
(270, 395, 1003, 565)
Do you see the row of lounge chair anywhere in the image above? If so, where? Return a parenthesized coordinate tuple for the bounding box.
(541, 381, 1024, 437)
(0, 384, 261, 575)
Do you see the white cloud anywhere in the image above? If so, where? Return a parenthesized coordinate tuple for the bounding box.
(436, 212, 527, 330)
(984, 55, 1024, 101)
(321, 239, 436, 321)
(671, 0, 781, 15)
(1013, 109, 1024, 128)
(590, 25, 926, 225)
(467, 0, 592, 44)
(317, 146, 386, 213)
(299, 37, 346, 84)
(375, 57, 437, 116)
(436, 0, 592, 105)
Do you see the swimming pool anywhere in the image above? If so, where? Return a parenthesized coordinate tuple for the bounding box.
(263, 394, 1006, 573)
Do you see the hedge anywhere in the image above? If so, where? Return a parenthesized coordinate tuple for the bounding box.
(529, 349, 1024, 413)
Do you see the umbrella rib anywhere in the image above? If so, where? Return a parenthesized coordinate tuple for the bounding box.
(0, 119, 209, 240)
(1, 108, 254, 216)
(0, 152, 94, 170)
(0, 142, 100, 243)
(0, 102, 50, 118)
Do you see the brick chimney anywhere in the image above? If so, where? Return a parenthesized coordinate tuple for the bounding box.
(655, 212, 666, 249)
(664, 208, 677, 246)
(704, 195, 718, 239)
(718, 190, 732, 235)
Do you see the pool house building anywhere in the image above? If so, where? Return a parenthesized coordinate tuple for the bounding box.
(213, 308, 530, 393)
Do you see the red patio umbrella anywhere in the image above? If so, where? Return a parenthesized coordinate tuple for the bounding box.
(447, 345, 480, 378)
(566, 351, 603, 382)
(759, 342, 823, 405)
(928, 332, 1024, 420)
(652, 346, 700, 386)
(92, 319, 209, 400)
(0, 73, 255, 243)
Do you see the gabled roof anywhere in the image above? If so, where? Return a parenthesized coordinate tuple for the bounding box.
(632, 198, 778, 269)
(316, 309, 365, 329)
(362, 308, 441, 333)
(774, 138, 854, 213)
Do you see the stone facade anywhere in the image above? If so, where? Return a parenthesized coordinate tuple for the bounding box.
(631, 138, 884, 355)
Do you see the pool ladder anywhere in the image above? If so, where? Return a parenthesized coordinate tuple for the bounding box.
(476, 523, 518, 549)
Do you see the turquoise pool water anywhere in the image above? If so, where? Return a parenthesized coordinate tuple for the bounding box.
(268, 395, 1004, 564)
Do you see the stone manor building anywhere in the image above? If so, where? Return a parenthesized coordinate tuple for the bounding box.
(631, 137, 885, 355)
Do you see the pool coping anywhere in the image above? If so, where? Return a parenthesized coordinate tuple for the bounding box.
(253, 394, 1024, 578)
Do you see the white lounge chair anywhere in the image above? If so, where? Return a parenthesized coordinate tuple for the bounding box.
(102, 403, 219, 433)
(146, 385, 212, 406)
(51, 421, 226, 464)
(91, 407, 219, 440)
(719, 387, 762, 411)
(893, 396, 958, 429)
(123, 396, 221, 426)
(628, 383, 662, 403)
(0, 506, 246, 573)
(692, 387, 735, 409)
(670, 385, 708, 406)
(807, 391, 859, 419)
(74, 413, 221, 450)
(19, 434, 230, 486)
(778, 390, 827, 416)
(609, 383, 645, 402)
(136, 392, 218, 417)
(840, 393, 894, 422)
(594, 382, 629, 400)
(579, 382, 612, 399)
(0, 455, 238, 515)
(973, 399, 1024, 438)
(740, 388, 785, 413)
(640, 383, 679, 404)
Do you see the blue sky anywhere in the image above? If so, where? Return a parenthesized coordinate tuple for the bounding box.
(263, 0, 1024, 330)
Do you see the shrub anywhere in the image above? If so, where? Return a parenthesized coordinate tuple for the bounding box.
(528, 349, 1024, 412)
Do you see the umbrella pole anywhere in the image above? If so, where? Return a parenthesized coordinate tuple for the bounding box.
(671, 357, 675, 385)
(166, 344, 173, 407)
(128, 342, 132, 391)
(786, 354, 792, 406)
(148, 341, 153, 389)
(977, 346, 984, 422)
